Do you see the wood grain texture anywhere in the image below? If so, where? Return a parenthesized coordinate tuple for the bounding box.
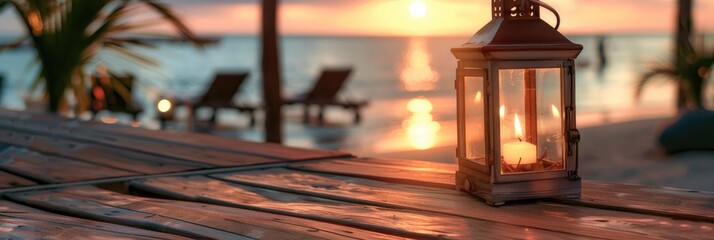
(6, 186, 399, 240)
(0, 146, 134, 183)
(290, 158, 456, 188)
(0, 200, 188, 239)
(295, 158, 714, 222)
(81, 121, 352, 161)
(0, 109, 351, 161)
(0, 118, 282, 167)
(130, 176, 585, 240)
(0, 129, 211, 174)
(213, 168, 714, 240)
(0, 170, 35, 189)
(567, 180, 714, 222)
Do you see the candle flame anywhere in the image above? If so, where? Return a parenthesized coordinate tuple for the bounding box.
(499, 105, 505, 119)
(514, 113, 523, 141)
(474, 91, 482, 103)
(551, 105, 560, 118)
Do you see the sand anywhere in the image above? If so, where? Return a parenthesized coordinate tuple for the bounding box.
(578, 118, 714, 192)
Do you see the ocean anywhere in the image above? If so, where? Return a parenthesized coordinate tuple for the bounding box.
(0, 34, 687, 155)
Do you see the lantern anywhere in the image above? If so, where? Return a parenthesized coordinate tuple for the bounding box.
(453, 0, 582, 205)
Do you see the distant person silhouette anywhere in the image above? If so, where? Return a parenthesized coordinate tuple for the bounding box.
(596, 35, 608, 82)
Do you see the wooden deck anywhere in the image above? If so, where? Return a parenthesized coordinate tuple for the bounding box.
(0, 109, 711, 239)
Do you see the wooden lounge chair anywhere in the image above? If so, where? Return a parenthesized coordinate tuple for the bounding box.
(283, 68, 367, 124)
(175, 72, 257, 127)
(89, 74, 143, 121)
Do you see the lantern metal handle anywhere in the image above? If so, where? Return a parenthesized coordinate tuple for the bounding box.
(565, 106, 580, 180)
(567, 128, 580, 180)
(527, 0, 561, 30)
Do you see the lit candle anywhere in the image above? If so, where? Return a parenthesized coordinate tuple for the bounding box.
(503, 113, 537, 165)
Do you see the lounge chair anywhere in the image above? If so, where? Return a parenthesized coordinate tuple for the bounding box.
(283, 68, 367, 124)
(89, 74, 143, 121)
(175, 72, 257, 126)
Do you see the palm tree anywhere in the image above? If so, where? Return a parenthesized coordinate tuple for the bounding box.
(0, 0, 200, 113)
(636, 50, 714, 109)
(636, 0, 714, 111)
(261, 0, 282, 143)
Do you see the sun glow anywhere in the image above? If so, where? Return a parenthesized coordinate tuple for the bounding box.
(409, 0, 427, 18)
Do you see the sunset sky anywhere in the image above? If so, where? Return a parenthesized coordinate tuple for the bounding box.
(1, 0, 714, 36)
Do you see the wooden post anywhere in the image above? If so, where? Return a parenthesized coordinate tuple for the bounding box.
(261, 0, 283, 143)
(675, 0, 693, 112)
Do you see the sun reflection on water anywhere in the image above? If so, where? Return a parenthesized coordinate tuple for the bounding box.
(399, 39, 439, 92)
(403, 98, 441, 150)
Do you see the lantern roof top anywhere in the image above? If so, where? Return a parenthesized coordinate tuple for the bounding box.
(452, 0, 582, 61)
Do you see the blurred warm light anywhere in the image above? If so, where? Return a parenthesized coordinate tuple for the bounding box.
(100, 117, 119, 125)
(400, 39, 439, 91)
(551, 105, 561, 118)
(131, 122, 142, 128)
(474, 91, 482, 103)
(157, 99, 172, 113)
(409, 0, 427, 18)
(403, 98, 440, 150)
(499, 105, 505, 119)
(28, 11, 43, 35)
(407, 98, 433, 113)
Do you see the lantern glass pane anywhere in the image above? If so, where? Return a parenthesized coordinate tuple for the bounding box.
(464, 76, 486, 164)
(498, 68, 564, 174)
(535, 68, 565, 172)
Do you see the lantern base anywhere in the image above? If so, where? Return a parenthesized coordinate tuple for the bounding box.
(456, 171, 581, 205)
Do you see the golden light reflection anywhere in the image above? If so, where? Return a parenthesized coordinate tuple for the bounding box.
(406, 98, 433, 113)
(551, 104, 561, 118)
(499, 105, 505, 119)
(403, 98, 441, 150)
(399, 39, 439, 92)
(474, 91, 482, 103)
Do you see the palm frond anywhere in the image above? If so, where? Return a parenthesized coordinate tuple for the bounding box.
(104, 42, 158, 66)
(635, 64, 678, 100)
(9, 0, 200, 112)
(140, 0, 203, 47)
(0, 35, 30, 52)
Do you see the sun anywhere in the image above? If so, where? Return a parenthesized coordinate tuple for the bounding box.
(409, 0, 427, 18)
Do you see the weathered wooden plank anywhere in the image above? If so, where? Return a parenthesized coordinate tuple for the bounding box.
(0, 170, 35, 189)
(213, 168, 714, 240)
(7, 186, 399, 240)
(566, 181, 714, 223)
(0, 109, 351, 161)
(0, 118, 283, 167)
(0, 129, 213, 174)
(131, 176, 586, 240)
(80, 121, 353, 161)
(0, 200, 189, 239)
(0, 146, 135, 183)
(290, 158, 456, 188)
(295, 158, 714, 222)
